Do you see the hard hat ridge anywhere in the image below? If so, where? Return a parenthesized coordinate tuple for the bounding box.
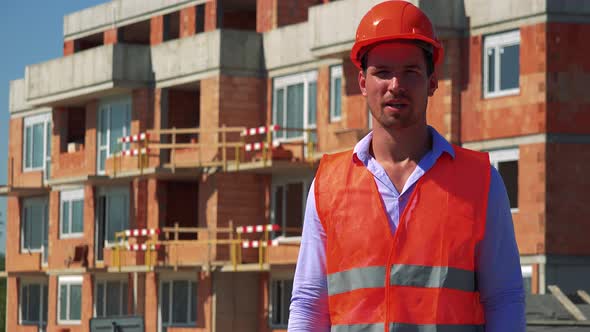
(350, 0, 444, 70)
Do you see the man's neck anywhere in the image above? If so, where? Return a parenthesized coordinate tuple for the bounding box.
(370, 124, 432, 165)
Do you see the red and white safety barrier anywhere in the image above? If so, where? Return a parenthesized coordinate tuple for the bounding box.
(126, 243, 161, 251)
(241, 125, 280, 137)
(119, 132, 150, 143)
(236, 224, 280, 234)
(125, 228, 160, 237)
(241, 240, 279, 249)
(244, 141, 280, 152)
(121, 148, 150, 157)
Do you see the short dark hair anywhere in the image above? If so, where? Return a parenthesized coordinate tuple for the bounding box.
(360, 41, 435, 77)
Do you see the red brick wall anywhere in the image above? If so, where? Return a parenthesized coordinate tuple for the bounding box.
(180, 6, 197, 37)
(513, 143, 546, 255)
(317, 64, 363, 153)
(8, 118, 44, 188)
(427, 37, 465, 143)
(5, 197, 42, 272)
(46, 185, 96, 269)
(205, 0, 217, 31)
(104, 27, 119, 45)
(276, 0, 321, 28)
(257, 0, 275, 32)
(151, 15, 164, 45)
(545, 143, 590, 254)
(546, 23, 590, 134)
(461, 24, 547, 142)
(51, 107, 89, 179)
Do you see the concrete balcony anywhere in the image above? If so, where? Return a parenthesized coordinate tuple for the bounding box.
(309, 0, 467, 58)
(25, 43, 152, 107)
(263, 22, 315, 73)
(151, 29, 263, 87)
(63, 0, 206, 40)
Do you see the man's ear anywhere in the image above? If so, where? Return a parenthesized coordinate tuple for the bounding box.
(428, 71, 438, 96)
(359, 70, 367, 97)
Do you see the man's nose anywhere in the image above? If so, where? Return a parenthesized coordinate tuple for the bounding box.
(388, 76, 405, 94)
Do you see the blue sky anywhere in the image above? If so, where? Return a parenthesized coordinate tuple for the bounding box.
(0, 1, 108, 253)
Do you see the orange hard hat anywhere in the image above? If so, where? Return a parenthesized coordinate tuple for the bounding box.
(350, 0, 444, 70)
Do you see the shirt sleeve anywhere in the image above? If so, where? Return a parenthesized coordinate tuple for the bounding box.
(288, 178, 331, 331)
(477, 166, 526, 332)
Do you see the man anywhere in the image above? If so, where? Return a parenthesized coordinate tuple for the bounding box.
(288, 1, 525, 332)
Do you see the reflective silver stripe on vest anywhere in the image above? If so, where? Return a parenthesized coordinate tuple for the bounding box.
(332, 323, 384, 332)
(327, 266, 386, 295)
(390, 264, 475, 292)
(390, 323, 484, 332)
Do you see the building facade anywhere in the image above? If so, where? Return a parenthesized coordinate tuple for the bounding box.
(2, 0, 590, 331)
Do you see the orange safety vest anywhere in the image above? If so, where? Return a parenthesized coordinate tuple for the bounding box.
(315, 146, 490, 332)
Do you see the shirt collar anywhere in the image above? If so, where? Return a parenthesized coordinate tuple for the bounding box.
(352, 126, 455, 165)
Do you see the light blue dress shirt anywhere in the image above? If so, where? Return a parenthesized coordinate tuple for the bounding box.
(288, 126, 525, 332)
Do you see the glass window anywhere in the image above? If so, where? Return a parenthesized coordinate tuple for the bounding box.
(20, 281, 48, 326)
(96, 187, 130, 251)
(160, 279, 197, 328)
(271, 176, 312, 238)
(97, 97, 131, 173)
(58, 276, 83, 324)
(330, 65, 343, 122)
(22, 197, 48, 253)
(270, 279, 293, 327)
(95, 279, 128, 317)
(483, 30, 520, 98)
(489, 148, 519, 211)
(60, 189, 84, 237)
(273, 71, 317, 141)
(23, 113, 52, 177)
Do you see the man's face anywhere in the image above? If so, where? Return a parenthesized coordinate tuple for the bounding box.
(358, 41, 437, 131)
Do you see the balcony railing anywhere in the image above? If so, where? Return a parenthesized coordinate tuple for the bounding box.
(108, 125, 317, 175)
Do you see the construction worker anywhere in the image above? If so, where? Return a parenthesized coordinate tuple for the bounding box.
(288, 1, 525, 331)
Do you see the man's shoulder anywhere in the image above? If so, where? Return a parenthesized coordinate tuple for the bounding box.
(451, 144, 490, 166)
(319, 149, 354, 165)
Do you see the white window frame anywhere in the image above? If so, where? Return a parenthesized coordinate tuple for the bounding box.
(483, 30, 521, 98)
(330, 65, 343, 122)
(97, 96, 131, 174)
(22, 113, 52, 177)
(21, 197, 48, 255)
(273, 71, 317, 142)
(489, 147, 519, 213)
(19, 278, 48, 328)
(94, 276, 129, 318)
(60, 188, 85, 239)
(158, 274, 198, 331)
(271, 174, 312, 239)
(521, 265, 533, 293)
(57, 275, 83, 325)
(269, 279, 293, 328)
